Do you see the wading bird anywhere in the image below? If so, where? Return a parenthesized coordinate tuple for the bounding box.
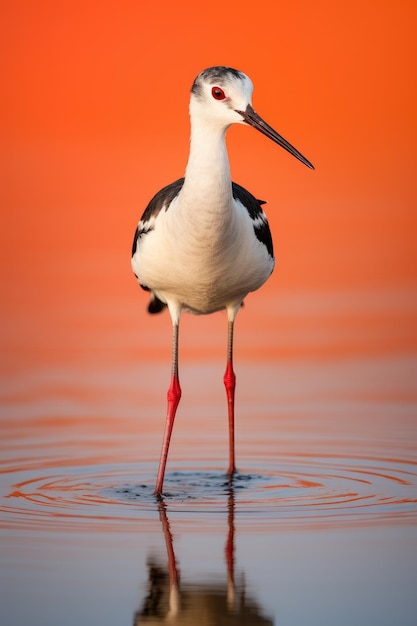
(131, 66, 313, 495)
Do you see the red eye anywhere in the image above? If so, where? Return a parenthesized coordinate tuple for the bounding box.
(211, 86, 226, 100)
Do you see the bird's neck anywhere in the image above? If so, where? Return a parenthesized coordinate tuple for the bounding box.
(180, 122, 233, 210)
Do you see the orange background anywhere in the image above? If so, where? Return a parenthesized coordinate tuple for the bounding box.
(1, 0, 417, 368)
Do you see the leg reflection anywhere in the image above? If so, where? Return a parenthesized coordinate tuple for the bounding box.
(134, 486, 274, 625)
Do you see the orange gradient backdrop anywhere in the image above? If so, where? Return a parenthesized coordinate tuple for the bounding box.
(1, 0, 417, 367)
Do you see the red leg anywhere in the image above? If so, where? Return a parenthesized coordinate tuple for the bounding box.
(154, 321, 181, 495)
(224, 319, 236, 476)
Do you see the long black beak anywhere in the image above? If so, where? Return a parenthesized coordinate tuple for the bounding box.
(237, 104, 314, 170)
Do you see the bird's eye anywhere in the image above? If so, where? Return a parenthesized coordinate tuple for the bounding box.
(212, 86, 226, 100)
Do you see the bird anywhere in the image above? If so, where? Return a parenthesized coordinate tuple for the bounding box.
(131, 66, 314, 496)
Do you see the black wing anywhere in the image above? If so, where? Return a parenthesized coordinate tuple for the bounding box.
(232, 182, 274, 258)
(132, 178, 185, 313)
(132, 178, 185, 257)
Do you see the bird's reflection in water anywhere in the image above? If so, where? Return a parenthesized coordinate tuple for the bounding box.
(134, 487, 274, 625)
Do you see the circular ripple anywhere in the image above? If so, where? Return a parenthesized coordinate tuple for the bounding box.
(1, 454, 416, 532)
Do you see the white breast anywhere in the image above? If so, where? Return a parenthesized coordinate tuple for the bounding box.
(132, 195, 274, 314)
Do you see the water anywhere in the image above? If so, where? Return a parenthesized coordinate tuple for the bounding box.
(1, 255, 417, 625)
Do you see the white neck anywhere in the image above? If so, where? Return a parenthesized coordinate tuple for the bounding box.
(179, 116, 233, 211)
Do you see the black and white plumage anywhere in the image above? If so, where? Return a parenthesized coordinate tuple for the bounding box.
(131, 66, 313, 495)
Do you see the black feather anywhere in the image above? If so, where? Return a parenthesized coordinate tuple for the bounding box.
(232, 182, 274, 258)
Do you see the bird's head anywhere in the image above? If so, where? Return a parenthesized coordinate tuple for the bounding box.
(190, 66, 314, 170)
(190, 66, 254, 127)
